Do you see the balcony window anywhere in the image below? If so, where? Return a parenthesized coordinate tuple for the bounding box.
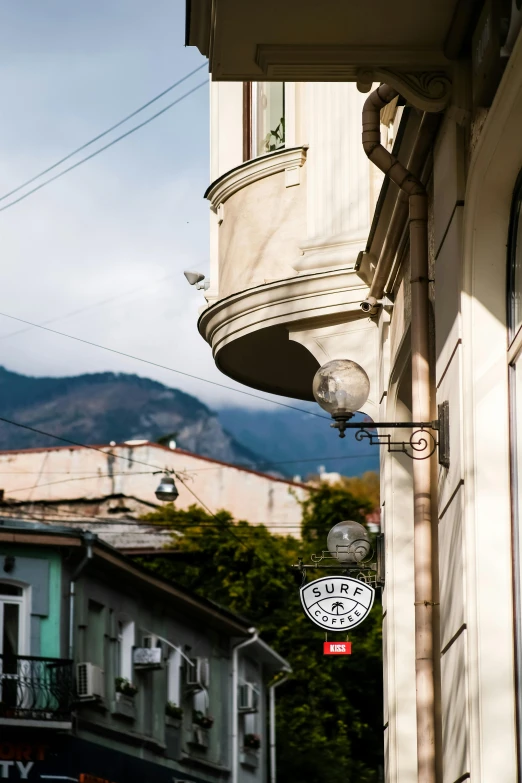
(245, 82, 285, 160)
(117, 618, 134, 681)
(167, 647, 181, 707)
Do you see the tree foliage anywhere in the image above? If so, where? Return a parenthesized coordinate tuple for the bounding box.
(139, 481, 383, 783)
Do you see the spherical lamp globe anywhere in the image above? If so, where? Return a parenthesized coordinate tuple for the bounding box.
(312, 359, 370, 419)
(327, 520, 372, 564)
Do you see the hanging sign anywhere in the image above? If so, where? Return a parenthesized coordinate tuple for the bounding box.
(300, 576, 375, 631)
(324, 641, 352, 655)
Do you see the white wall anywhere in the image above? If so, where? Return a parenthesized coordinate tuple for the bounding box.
(0, 442, 307, 534)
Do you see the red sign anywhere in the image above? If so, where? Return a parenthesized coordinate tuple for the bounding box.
(323, 641, 352, 655)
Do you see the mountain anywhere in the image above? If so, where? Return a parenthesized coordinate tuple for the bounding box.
(217, 407, 379, 478)
(0, 366, 262, 467)
(0, 367, 378, 477)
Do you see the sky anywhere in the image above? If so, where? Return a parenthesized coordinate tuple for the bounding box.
(0, 0, 290, 411)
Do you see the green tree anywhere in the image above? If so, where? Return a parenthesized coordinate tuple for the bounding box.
(300, 480, 373, 544)
(139, 482, 383, 783)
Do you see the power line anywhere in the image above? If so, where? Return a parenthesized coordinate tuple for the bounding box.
(0, 273, 175, 341)
(0, 416, 167, 474)
(0, 63, 207, 205)
(0, 415, 268, 559)
(0, 80, 207, 213)
(0, 311, 328, 419)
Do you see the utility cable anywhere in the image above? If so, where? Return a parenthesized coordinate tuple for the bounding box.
(0, 273, 175, 341)
(0, 63, 207, 204)
(0, 80, 207, 213)
(0, 414, 268, 558)
(0, 311, 328, 419)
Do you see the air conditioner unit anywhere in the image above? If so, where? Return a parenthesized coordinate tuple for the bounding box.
(238, 683, 259, 712)
(77, 662, 105, 700)
(186, 657, 210, 689)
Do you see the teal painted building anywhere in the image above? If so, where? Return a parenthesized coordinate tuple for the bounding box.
(0, 519, 289, 783)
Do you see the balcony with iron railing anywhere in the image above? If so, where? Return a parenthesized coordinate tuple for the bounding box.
(0, 654, 74, 728)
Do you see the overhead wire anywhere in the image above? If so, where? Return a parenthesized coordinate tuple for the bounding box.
(0, 414, 268, 557)
(0, 80, 207, 213)
(0, 311, 328, 419)
(0, 273, 175, 340)
(0, 62, 207, 205)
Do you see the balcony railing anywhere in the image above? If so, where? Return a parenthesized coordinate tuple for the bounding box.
(0, 654, 74, 721)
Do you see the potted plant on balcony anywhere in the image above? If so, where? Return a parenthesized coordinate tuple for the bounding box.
(244, 733, 261, 751)
(112, 677, 138, 720)
(241, 733, 261, 767)
(192, 709, 214, 729)
(188, 710, 214, 749)
(165, 702, 183, 728)
(115, 677, 138, 697)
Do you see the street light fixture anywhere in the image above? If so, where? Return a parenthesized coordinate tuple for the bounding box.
(154, 474, 179, 502)
(312, 359, 370, 434)
(327, 520, 372, 565)
(312, 358, 449, 466)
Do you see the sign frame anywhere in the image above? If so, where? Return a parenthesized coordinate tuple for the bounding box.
(300, 575, 375, 632)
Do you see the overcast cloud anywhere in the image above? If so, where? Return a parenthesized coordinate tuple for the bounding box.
(0, 0, 291, 412)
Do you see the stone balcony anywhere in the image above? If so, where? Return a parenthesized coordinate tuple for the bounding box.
(199, 83, 382, 419)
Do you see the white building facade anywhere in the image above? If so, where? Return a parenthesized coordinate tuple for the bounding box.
(0, 442, 308, 536)
(186, 3, 522, 782)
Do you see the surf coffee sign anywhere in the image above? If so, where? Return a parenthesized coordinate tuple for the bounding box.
(300, 576, 375, 631)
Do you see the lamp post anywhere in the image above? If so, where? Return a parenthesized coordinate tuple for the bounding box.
(312, 358, 449, 466)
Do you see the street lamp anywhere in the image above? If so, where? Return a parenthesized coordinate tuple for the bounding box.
(154, 474, 179, 502)
(327, 520, 372, 564)
(312, 359, 370, 435)
(312, 358, 449, 466)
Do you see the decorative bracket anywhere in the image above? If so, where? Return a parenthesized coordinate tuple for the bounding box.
(356, 68, 452, 112)
(294, 534, 385, 588)
(332, 401, 450, 467)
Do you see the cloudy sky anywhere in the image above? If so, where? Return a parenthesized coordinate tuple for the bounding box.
(0, 0, 287, 411)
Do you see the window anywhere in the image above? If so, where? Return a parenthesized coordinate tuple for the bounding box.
(167, 648, 181, 706)
(0, 582, 27, 706)
(508, 168, 522, 765)
(0, 582, 26, 657)
(86, 600, 105, 668)
(244, 82, 285, 160)
(117, 618, 134, 681)
(509, 169, 522, 341)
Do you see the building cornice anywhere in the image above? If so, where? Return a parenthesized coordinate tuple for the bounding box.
(204, 146, 308, 208)
(199, 266, 370, 355)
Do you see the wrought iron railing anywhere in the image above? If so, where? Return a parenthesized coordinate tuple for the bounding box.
(0, 654, 74, 721)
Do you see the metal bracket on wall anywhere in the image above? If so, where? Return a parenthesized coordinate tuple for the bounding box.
(332, 401, 450, 467)
(294, 534, 385, 588)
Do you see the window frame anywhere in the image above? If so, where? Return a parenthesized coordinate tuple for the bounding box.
(507, 166, 522, 780)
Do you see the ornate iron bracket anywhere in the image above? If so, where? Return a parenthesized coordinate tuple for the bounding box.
(332, 401, 450, 467)
(294, 535, 385, 588)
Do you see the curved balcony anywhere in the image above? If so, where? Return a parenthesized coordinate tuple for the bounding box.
(200, 91, 380, 417)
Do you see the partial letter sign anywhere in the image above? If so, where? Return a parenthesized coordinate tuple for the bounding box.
(300, 576, 374, 631)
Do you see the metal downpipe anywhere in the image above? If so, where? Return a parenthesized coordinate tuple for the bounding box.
(362, 84, 439, 783)
(363, 111, 440, 306)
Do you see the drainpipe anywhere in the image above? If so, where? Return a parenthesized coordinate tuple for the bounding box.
(68, 532, 95, 660)
(360, 111, 440, 311)
(232, 628, 258, 783)
(268, 673, 289, 783)
(362, 84, 438, 783)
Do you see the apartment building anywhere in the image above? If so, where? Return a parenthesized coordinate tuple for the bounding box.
(185, 2, 522, 782)
(0, 518, 289, 783)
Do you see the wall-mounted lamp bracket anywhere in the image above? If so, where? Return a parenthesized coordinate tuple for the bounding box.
(332, 401, 450, 466)
(294, 534, 385, 588)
